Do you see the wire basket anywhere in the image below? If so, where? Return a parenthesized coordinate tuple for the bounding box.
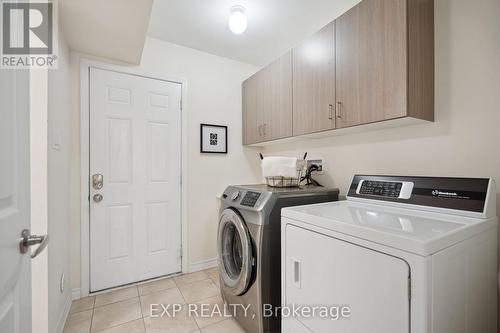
(265, 160, 306, 188)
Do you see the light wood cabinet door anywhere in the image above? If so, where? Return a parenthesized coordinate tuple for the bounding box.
(242, 73, 258, 145)
(292, 22, 335, 135)
(335, 0, 407, 128)
(242, 52, 292, 144)
(260, 51, 293, 141)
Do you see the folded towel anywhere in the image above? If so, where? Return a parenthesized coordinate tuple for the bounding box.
(262, 156, 298, 178)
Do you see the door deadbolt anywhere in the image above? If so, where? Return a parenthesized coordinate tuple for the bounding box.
(92, 174, 103, 190)
(93, 194, 103, 203)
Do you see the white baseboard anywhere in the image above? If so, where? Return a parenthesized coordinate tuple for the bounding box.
(55, 293, 72, 333)
(187, 257, 218, 273)
(71, 288, 81, 300)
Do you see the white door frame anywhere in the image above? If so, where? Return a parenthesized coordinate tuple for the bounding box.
(79, 59, 189, 298)
(30, 69, 49, 333)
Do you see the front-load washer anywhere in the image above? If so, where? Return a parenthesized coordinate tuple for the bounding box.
(218, 185, 339, 333)
(281, 175, 498, 333)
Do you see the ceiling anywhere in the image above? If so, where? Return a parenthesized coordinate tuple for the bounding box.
(148, 0, 360, 66)
(60, 0, 153, 64)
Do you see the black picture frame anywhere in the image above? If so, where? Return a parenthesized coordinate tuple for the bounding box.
(200, 123, 228, 154)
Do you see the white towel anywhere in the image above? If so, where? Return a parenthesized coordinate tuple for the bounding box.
(261, 156, 298, 178)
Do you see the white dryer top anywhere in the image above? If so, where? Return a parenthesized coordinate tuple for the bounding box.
(282, 200, 497, 256)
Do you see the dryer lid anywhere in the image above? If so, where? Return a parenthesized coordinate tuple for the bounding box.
(282, 200, 496, 256)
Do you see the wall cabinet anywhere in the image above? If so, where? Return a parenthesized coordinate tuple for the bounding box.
(292, 22, 335, 135)
(335, 0, 434, 128)
(242, 51, 292, 144)
(242, 0, 434, 145)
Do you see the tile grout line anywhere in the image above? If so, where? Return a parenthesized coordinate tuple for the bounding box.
(173, 279, 189, 305)
(91, 318, 143, 333)
(93, 285, 139, 309)
(138, 282, 178, 297)
(89, 303, 95, 333)
(174, 272, 217, 332)
(138, 290, 146, 318)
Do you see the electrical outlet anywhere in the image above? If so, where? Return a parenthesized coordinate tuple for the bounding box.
(306, 159, 324, 174)
(52, 131, 62, 151)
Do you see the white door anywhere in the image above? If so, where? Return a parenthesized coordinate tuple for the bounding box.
(0, 69, 32, 332)
(284, 225, 410, 333)
(89, 68, 182, 291)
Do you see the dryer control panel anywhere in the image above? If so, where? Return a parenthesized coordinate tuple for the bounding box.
(240, 191, 261, 207)
(348, 175, 492, 216)
(357, 180, 413, 199)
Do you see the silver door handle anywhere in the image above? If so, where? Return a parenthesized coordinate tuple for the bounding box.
(92, 174, 103, 190)
(20, 229, 49, 259)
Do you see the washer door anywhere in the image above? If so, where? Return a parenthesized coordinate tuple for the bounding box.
(218, 208, 253, 296)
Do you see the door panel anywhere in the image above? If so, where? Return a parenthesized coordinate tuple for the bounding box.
(148, 123, 170, 182)
(335, 0, 407, 128)
(107, 205, 132, 260)
(242, 74, 258, 144)
(284, 225, 409, 333)
(107, 119, 132, 183)
(293, 22, 335, 135)
(90, 68, 182, 291)
(147, 202, 169, 253)
(242, 52, 292, 144)
(0, 67, 31, 333)
(260, 51, 293, 141)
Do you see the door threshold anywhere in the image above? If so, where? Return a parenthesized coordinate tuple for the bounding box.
(90, 271, 183, 295)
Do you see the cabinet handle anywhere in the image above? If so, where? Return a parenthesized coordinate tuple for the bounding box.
(263, 124, 267, 137)
(336, 102, 342, 119)
(292, 258, 301, 288)
(258, 124, 262, 137)
(328, 104, 333, 120)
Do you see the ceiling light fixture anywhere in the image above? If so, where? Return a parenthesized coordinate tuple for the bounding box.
(229, 5, 247, 34)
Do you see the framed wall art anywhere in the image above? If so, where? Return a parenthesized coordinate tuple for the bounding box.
(200, 124, 228, 154)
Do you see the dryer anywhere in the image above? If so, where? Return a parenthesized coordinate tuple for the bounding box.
(281, 175, 498, 333)
(218, 185, 339, 333)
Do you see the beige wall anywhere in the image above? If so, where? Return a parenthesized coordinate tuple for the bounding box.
(69, 38, 262, 292)
(263, 0, 500, 260)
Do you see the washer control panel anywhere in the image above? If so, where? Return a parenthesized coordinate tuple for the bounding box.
(357, 180, 414, 199)
(240, 191, 261, 207)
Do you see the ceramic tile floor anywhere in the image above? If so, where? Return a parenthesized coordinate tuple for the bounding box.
(64, 268, 245, 333)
